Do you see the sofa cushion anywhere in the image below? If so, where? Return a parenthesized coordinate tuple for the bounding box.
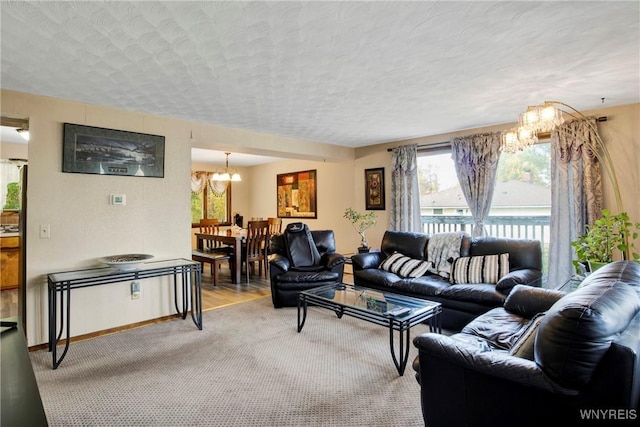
(354, 269, 403, 289)
(536, 278, 640, 388)
(461, 307, 530, 349)
(439, 283, 505, 306)
(379, 252, 430, 278)
(393, 276, 451, 298)
(380, 230, 428, 260)
(450, 253, 509, 284)
(503, 285, 565, 319)
(509, 313, 545, 360)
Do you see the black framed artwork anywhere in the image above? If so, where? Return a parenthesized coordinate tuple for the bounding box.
(277, 169, 317, 218)
(62, 123, 165, 178)
(365, 167, 385, 210)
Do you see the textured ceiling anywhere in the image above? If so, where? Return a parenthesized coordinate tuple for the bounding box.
(1, 1, 639, 151)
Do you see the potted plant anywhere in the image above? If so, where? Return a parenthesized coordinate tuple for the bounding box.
(343, 207, 378, 253)
(571, 209, 640, 273)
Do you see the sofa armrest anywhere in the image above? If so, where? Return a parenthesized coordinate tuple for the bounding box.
(503, 285, 566, 318)
(269, 254, 291, 274)
(351, 252, 385, 270)
(496, 268, 542, 294)
(412, 333, 577, 396)
(323, 252, 346, 269)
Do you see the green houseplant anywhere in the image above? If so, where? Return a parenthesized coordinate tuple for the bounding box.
(571, 209, 640, 273)
(343, 207, 377, 252)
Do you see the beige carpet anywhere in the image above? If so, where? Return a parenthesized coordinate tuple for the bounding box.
(30, 296, 429, 426)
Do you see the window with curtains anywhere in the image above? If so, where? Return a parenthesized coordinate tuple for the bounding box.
(191, 171, 232, 225)
(417, 143, 551, 274)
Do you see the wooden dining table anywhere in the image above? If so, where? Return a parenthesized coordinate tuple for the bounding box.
(195, 231, 246, 284)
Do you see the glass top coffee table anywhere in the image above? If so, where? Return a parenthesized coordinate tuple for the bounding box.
(297, 283, 442, 376)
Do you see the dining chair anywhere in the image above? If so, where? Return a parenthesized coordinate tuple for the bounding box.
(234, 219, 269, 282)
(266, 217, 283, 269)
(197, 218, 232, 275)
(267, 217, 283, 236)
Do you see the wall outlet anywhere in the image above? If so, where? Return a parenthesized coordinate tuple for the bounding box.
(39, 224, 50, 239)
(131, 281, 140, 300)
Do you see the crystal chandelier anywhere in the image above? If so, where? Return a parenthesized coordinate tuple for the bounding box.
(501, 102, 566, 154)
(501, 102, 569, 153)
(211, 152, 241, 182)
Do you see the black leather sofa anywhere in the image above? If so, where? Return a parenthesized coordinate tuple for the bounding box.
(412, 260, 640, 427)
(269, 223, 345, 308)
(351, 230, 542, 331)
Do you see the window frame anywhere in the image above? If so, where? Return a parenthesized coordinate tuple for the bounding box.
(191, 177, 233, 227)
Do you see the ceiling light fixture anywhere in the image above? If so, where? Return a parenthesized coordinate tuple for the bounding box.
(211, 152, 241, 182)
(16, 128, 30, 141)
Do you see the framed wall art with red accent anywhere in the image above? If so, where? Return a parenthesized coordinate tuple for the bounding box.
(277, 169, 317, 218)
(365, 167, 385, 210)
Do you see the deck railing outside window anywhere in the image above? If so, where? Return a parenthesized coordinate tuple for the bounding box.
(421, 215, 551, 275)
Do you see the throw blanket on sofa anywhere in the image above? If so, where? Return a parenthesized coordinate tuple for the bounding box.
(427, 232, 466, 278)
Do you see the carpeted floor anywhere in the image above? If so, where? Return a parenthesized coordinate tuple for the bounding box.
(30, 296, 431, 426)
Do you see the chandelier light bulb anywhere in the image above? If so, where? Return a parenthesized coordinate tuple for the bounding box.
(210, 152, 241, 182)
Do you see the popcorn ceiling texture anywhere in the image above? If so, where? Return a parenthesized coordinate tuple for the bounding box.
(1, 1, 638, 147)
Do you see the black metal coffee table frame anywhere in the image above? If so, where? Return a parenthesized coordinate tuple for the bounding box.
(297, 283, 442, 376)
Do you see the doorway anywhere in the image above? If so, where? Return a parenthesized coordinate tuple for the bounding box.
(0, 117, 29, 328)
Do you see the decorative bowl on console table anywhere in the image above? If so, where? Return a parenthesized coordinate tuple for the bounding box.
(101, 254, 154, 270)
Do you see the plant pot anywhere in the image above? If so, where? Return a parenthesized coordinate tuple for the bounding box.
(587, 260, 609, 273)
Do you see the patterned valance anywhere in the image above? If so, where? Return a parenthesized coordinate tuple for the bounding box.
(191, 171, 228, 195)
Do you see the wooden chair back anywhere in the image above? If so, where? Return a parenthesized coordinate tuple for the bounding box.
(268, 217, 282, 236)
(243, 220, 270, 281)
(199, 218, 221, 250)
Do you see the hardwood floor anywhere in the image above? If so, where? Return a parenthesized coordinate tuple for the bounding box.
(201, 263, 272, 311)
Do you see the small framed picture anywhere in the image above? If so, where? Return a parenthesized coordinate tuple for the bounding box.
(365, 167, 385, 210)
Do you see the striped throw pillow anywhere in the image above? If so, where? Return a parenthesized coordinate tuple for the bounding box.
(450, 253, 510, 284)
(379, 252, 430, 278)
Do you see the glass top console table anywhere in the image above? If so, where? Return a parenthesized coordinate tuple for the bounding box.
(47, 258, 202, 369)
(298, 283, 442, 376)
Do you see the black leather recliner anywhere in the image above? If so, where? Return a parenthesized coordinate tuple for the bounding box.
(412, 261, 640, 427)
(268, 222, 345, 308)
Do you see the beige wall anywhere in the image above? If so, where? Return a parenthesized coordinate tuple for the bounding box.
(2, 87, 638, 345)
(0, 141, 28, 160)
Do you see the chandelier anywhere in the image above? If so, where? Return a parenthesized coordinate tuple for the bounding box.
(211, 152, 241, 182)
(501, 102, 566, 153)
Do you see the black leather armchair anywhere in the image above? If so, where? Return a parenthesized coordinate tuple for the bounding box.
(268, 222, 345, 308)
(412, 261, 640, 427)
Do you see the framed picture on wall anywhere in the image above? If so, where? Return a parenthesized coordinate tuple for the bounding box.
(277, 169, 317, 218)
(62, 123, 165, 178)
(365, 167, 385, 210)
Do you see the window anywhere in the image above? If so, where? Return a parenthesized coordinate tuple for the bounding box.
(191, 172, 232, 225)
(417, 143, 551, 274)
(417, 143, 551, 217)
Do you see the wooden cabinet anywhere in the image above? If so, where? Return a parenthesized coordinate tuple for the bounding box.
(0, 236, 19, 290)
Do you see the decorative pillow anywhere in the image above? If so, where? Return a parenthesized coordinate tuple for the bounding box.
(379, 252, 430, 278)
(450, 253, 509, 284)
(509, 313, 545, 360)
